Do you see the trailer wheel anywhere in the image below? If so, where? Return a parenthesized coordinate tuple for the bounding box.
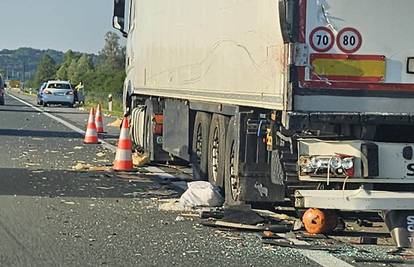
(207, 114, 229, 188)
(144, 109, 153, 158)
(191, 112, 211, 180)
(224, 117, 243, 205)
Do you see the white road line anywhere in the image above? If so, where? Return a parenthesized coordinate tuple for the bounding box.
(277, 234, 354, 267)
(145, 166, 188, 190)
(7, 93, 116, 153)
(300, 250, 354, 267)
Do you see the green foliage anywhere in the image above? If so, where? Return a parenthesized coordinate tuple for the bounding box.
(0, 48, 64, 82)
(56, 49, 77, 80)
(27, 31, 126, 105)
(32, 54, 56, 86)
(98, 32, 125, 70)
(71, 54, 94, 85)
(81, 31, 125, 94)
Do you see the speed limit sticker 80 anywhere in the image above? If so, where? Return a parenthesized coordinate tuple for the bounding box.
(309, 27, 335, 52)
(336, 27, 362, 54)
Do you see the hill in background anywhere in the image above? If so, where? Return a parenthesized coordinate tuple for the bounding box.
(0, 47, 96, 84)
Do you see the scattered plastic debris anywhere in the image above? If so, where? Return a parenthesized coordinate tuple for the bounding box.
(72, 163, 92, 171)
(96, 186, 115, 190)
(107, 118, 122, 127)
(96, 152, 106, 157)
(132, 153, 149, 167)
(61, 200, 75, 205)
(179, 181, 224, 208)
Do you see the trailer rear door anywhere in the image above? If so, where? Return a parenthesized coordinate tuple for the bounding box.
(295, 0, 414, 113)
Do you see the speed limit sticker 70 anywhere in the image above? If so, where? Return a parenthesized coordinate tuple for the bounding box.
(337, 27, 362, 54)
(309, 27, 335, 52)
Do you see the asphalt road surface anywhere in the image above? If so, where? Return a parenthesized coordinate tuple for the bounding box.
(0, 91, 410, 267)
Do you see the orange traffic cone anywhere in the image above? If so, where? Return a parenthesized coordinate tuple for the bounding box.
(95, 104, 104, 133)
(113, 117, 134, 171)
(84, 108, 99, 144)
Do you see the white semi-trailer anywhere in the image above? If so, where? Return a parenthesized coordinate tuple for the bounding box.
(113, 0, 414, 246)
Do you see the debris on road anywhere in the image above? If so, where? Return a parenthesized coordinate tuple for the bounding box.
(302, 208, 338, 234)
(253, 209, 294, 222)
(132, 153, 149, 167)
(352, 257, 414, 264)
(107, 118, 122, 128)
(25, 163, 41, 167)
(72, 162, 110, 172)
(221, 206, 265, 225)
(200, 210, 225, 220)
(351, 236, 378, 245)
(262, 238, 342, 252)
(72, 162, 92, 171)
(96, 186, 115, 190)
(96, 152, 106, 157)
(31, 170, 45, 174)
(201, 219, 292, 233)
(158, 199, 187, 212)
(61, 200, 76, 205)
(179, 181, 224, 208)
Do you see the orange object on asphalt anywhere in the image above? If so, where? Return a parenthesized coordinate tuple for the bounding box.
(302, 208, 338, 234)
(263, 231, 274, 238)
(84, 108, 99, 144)
(95, 104, 104, 133)
(113, 117, 134, 171)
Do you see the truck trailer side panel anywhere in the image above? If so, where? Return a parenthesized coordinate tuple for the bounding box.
(127, 0, 287, 110)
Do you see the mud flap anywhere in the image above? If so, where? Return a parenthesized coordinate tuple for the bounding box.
(383, 210, 414, 248)
(239, 175, 285, 203)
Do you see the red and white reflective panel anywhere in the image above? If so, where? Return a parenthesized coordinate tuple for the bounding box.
(336, 27, 362, 54)
(309, 27, 335, 52)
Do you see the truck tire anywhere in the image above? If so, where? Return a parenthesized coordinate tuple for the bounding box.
(144, 107, 153, 158)
(191, 112, 211, 180)
(224, 117, 243, 205)
(207, 114, 229, 188)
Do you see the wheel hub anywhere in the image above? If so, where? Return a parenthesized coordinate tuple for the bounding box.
(211, 127, 219, 182)
(195, 124, 203, 165)
(229, 141, 240, 200)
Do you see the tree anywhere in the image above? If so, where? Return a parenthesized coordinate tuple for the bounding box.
(71, 54, 94, 84)
(32, 54, 56, 86)
(56, 64, 67, 80)
(56, 50, 77, 80)
(99, 31, 124, 70)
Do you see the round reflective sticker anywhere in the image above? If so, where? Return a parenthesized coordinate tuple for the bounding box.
(336, 27, 362, 54)
(309, 27, 335, 52)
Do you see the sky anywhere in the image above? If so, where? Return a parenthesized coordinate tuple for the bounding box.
(0, 0, 118, 54)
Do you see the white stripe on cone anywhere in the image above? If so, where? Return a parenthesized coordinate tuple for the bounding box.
(88, 113, 95, 123)
(119, 127, 130, 139)
(115, 149, 132, 161)
(85, 128, 97, 136)
(95, 107, 104, 131)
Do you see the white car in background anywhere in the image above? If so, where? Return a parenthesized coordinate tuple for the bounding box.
(41, 80, 75, 107)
